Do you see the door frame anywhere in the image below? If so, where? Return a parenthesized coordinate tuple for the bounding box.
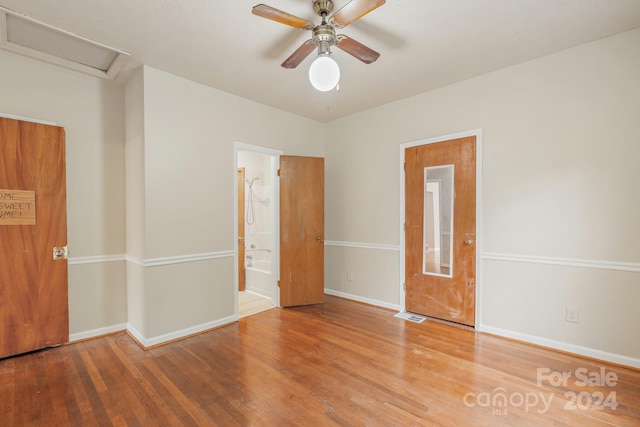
(399, 129, 483, 329)
(233, 142, 282, 319)
(237, 167, 246, 292)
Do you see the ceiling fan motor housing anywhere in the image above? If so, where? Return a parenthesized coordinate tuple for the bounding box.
(313, 24, 337, 53)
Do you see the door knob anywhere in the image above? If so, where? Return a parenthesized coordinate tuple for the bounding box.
(464, 239, 474, 246)
(53, 246, 68, 260)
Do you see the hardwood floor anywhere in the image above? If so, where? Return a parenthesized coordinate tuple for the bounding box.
(1, 295, 639, 426)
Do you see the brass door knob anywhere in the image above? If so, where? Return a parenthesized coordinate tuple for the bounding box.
(53, 246, 68, 260)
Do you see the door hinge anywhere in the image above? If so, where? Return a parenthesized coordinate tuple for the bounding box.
(277, 280, 280, 288)
(403, 282, 406, 291)
(277, 169, 280, 177)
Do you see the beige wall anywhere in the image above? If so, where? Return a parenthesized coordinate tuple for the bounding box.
(324, 28, 640, 366)
(0, 50, 127, 339)
(124, 68, 147, 336)
(2, 26, 639, 366)
(0, 51, 324, 345)
(125, 66, 324, 345)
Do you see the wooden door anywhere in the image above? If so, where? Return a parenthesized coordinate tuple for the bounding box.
(0, 117, 69, 358)
(237, 167, 246, 292)
(405, 136, 476, 326)
(279, 155, 324, 307)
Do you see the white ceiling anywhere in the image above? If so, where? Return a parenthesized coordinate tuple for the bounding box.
(1, 0, 640, 122)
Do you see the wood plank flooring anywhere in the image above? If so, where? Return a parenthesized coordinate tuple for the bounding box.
(1, 295, 639, 426)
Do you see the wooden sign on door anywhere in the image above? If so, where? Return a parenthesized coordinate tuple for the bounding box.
(0, 189, 36, 225)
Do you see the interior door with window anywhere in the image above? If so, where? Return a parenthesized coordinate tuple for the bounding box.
(0, 117, 69, 358)
(279, 155, 324, 307)
(405, 136, 476, 326)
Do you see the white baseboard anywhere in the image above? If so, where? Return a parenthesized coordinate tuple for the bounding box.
(125, 324, 147, 347)
(480, 324, 640, 369)
(325, 288, 400, 311)
(69, 323, 127, 342)
(126, 315, 237, 348)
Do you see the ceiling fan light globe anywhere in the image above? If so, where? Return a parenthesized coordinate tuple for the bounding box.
(309, 55, 340, 91)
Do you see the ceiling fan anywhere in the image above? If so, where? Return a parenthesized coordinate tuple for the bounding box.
(252, 0, 385, 91)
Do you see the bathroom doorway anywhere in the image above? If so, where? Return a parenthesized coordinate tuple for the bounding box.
(235, 144, 280, 317)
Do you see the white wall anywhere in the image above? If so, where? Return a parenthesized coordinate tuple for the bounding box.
(0, 50, 128, 339)
(124, 67, 147, 338)
(324, 28, 640, 367)
(3, 25, 639, 367)
(125, 66, 324, 345)
(1, 50, 324, 346)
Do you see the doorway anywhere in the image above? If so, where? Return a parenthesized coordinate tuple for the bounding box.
(400, 130, 482, 328)
(235, 144, 280, 318)
(234, 144, 326, 317)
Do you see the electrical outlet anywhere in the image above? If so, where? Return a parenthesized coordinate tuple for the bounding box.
(565, 307, 579, 323)
(347, 271, 354, 281)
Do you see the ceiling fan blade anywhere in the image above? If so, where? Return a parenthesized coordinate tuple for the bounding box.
(252, 4, 314, 30)
(329, 0, 385, 28)
(281, 40, 316, 69)
(336, 35, 380, 64)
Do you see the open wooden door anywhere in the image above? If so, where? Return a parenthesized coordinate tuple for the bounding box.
(405, 136, 476, 326)
(279, 155, 324, 307)
(0, 117, 69, 358)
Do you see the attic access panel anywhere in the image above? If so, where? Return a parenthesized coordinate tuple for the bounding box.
(0, 7, 129, 79)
